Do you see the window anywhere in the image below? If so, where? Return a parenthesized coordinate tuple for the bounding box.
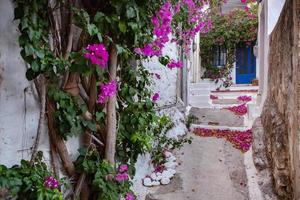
(212, 46, 227, 67)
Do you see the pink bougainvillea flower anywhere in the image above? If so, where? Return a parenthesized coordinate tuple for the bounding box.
(118, 164, 128, 173)
(44, 176, 59, 189)
(244, 6, 249, 12)
(97, 80, 118, 104)
(115, 173, 129, 182)
(241, 0, 247, 3)
(152, 93, 160, 102)
(224, 104, 248, 116)
(84, 44, 109, 68)
(237, 95, 252, 102)
(125, 193, 135, 200)
(210, 95, 218, 100)
(193, 128, 252, 152)
(167, 60, 183, 69)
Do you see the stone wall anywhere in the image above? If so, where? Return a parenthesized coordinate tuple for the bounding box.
(261, 0, 300, 199)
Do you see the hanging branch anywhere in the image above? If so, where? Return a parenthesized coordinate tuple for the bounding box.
(105, 44, 118, 164)
(30, 75, 47, 164)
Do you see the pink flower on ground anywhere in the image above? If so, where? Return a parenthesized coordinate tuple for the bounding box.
(44, 176, 59, 189)
(115, 173, 129, 182)
(152, 93, 160, 102)
(84, 44, 109, 68)
(210, 95, 218, 100)
(118, 164, 128, 173)
(125, 193, 135, 200)
(237, 95, 252, 102)
(225, 104, 248, 115)
(97, 80, 118, 104)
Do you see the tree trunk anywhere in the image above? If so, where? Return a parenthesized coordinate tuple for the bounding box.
(105, 44, 117, 164)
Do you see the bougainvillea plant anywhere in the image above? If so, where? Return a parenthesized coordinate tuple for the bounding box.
(201, 2, 258, 88)
(5, 0, 218, 198)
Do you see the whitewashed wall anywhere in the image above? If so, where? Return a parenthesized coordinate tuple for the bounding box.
(142, 41, 180, 107)
(257, 0, 286, 111)
(0, 0, 42, 167)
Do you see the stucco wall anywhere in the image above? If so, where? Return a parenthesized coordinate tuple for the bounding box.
(261, 0, 300, 199)
(0, 0, 42, 167)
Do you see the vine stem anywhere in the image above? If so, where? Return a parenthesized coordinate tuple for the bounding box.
(74, 73, 97, 200)
(105, 43, 118, 164)
(30, 75, 46, 165)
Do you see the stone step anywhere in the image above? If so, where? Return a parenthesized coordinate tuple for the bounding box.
(211, 99, 241, 105)
(188, 107, 245, 127)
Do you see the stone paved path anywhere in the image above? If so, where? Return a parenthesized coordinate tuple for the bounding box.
(146, 84, 263, 200)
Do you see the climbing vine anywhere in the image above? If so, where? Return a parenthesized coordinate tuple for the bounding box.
(200, 3, 258, 88)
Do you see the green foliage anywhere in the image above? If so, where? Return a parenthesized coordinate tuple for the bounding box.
(117, 63, 158, 165)
(48, 87, 97, 139)
(75, 149, 133, 200)
(14, 0, 67, 80)
(0, 152, 63, 199)
(151, 116, 192, 165)
(200, 5, 258, 87)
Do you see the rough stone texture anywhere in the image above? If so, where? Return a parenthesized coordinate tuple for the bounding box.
(252, 117, 268, 170)
(189, 107, 244, 127)
(261, 1, 300, 199)
(252, 117, 279, 200)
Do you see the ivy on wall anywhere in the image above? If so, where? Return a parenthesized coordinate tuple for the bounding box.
(200, 4, 258, 87)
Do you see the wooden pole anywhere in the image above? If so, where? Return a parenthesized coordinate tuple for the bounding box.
(105, 44, 117, 164)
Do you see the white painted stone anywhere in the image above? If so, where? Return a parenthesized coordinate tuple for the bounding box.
(152, 181, 160, 186)
(156, 172, 162, 176)
(167, 168, 176, 175)
(143, 177, 153, 187)
(166, 155, 176, 162)
(161, 177, 171, 185)
(164, 151, 172, 158)
(162, 170, 174, 179)
(150, 172, 157, 180)
(155, 175, 162, 181)
(164, 161, 177, 169)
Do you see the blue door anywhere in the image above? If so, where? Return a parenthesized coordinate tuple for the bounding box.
(236, 44, 256, 84)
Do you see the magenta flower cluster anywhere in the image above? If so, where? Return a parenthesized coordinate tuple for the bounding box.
(167, 60, 183, 69)
(225, 104, 248, 116)
(44, 176, 59, 189)
(135, 2, 173, 57)
(237, 95, 252, 102)
(97, 80, 118, 104)
(152, 92, 160, 102)
(125, 192, 135, 200)
(175, 0, 213, 54)
(115, 164, 129, 182)
(84, 44, 109, 68)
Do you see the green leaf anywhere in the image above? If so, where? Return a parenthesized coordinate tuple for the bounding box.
(118, 21, 126, 33)
(94, 12, 105, 23)
(126, 7, 136, 19)
(26, 68, 39, 80)
(87, 24, 98, 36)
